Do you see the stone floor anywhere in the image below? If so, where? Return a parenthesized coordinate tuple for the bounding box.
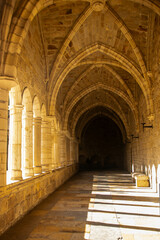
(0, 171, 160, 240)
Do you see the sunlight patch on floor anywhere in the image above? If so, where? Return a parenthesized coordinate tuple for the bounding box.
(84, 173, 160, 240)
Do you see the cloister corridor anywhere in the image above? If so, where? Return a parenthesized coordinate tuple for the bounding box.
(0, 171, 160, 240)
(2, 0, 160, 239)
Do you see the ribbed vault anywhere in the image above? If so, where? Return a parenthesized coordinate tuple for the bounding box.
(1, 0, 159, 156)
(74, 106, 127, 143)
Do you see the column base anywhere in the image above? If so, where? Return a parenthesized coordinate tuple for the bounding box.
(11, 169, 22, 180)
(34, 166, 42, 174)
(24, 168, 34, 177)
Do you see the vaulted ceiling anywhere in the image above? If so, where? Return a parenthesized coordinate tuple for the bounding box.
(1, 0, 160, 140)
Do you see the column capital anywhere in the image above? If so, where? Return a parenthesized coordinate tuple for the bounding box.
(61, 130, 71, 139)
(0, 76, 17, 90)
(23, 111, 33, 119)
(9, 104, 24, 111)
(46, 115, 54, 122)
(33, 117, 42, 124)
(41, 120, 51, 128)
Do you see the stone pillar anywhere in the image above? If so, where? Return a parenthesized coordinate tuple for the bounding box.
(70, 139, 74, 165)
(47, 119, 52, 171)
(23, 111, 34, 177)
(51, 126, 57, 170)
(56, 131, 61, 168)
(0, 76, 17, 186)
(9, 104, 23, 180)
(75, 141, 79, 163)
(0, 88, 9, 186)
(66, 137, 70, 166)
(59, 133, 66, 167)
(51, 133, 55, 170)
(33, 117, 42, 174)
(41, 120, 52, 172)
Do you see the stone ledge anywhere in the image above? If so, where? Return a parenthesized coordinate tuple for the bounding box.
(0, 164, 77, 196)
(0, 164, 78, 235)
(132, 172, 150, 187)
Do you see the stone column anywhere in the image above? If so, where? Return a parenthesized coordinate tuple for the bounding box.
(0, 88, 9, 186)
(41, 120, 52, 172)
(59, 133, 66, 167)
(46, 120, 52, 171)
(56, 131, 61, 168)
(51, 127, 57, 170)
(0, 76, 17, 186)
(9, 104, 23, 180)
(66, 137, 70, 166)
(75, 141, 79, 163)
(33, 117, 42, 174)
(70, 138, 74, 165)
(23, 111, 34, 177)
(51, 133, 55, 170)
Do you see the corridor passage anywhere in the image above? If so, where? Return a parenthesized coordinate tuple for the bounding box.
(1, 171, 160, 240)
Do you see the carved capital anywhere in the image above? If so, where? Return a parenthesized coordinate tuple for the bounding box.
(0, 76, 17, 90)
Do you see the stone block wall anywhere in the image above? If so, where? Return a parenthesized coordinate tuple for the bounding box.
(124, 15, 160, 192)
(0, 164, 78, 235)
(124, 91, 160, 191)
(17, 15, 46, 104)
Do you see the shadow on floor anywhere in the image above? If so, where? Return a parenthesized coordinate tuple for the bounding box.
(0, 171, 160, 240)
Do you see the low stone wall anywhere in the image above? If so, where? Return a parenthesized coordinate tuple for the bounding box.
(0, 164, 78, 235)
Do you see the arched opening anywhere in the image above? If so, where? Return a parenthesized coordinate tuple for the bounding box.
(79, 115, 125, 171)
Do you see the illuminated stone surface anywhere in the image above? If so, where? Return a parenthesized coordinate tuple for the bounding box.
(1, 0, 160, 237)
(0, 172, 160, 240)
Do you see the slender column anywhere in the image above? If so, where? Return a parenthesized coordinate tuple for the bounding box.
(0, 88, 9, 186)
(41, 120, 52, 172)
(75, 141, 79, 163)
(9, 104, 23, 180)
(51, 127, 57, 170)
(56, 132, 61, 168)
(33, 117, 42, 174)
(23, 111, 34, 177)
(59, 133, 66, 167)
(51, 133, 55, 170)
(47, 120, 52, 171)
(66, 137, 70, 166)
(70, 138, 74, 165)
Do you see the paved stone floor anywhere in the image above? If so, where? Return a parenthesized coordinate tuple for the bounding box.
(0, 171, 160, 240)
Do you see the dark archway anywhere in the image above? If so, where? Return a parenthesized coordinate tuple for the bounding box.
(79, 115, 125, 171)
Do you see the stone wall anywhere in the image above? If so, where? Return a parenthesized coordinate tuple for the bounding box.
(0, 164, 78, 235)
(124, 15, 160, 191)
(17, 15, 46, 104)
(124, 93, 159, 191)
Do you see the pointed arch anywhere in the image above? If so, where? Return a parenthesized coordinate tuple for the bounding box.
(63, 83, 138, 131)
(49, 43, 152, 116)
(22, 88, 32, 112)
(71, 102, 130, 140)
(75, 111, 127, 143)
(63, 64, 135, 111)
(33, 96, 41, 118)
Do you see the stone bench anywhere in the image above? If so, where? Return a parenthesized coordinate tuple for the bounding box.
(132, 173, 150, 187)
